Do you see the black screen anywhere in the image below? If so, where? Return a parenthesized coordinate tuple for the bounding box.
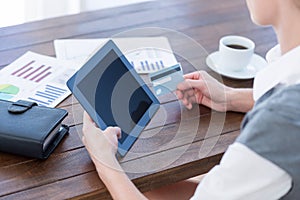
(78, 50, 152, 144)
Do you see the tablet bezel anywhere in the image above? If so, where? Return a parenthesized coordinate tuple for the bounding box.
(67, 40, 160, 156)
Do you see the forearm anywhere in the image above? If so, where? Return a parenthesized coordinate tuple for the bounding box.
(94, 159, 147, 200)
(227, 88, 254, 113)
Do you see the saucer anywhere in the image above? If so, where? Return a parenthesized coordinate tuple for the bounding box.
(206, 51, 268, 79)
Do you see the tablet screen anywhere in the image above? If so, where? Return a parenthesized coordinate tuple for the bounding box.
(77, 50, 153, 144)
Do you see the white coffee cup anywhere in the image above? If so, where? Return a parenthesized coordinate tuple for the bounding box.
(218, 35, 255, 71)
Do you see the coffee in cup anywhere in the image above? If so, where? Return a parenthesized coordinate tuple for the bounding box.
(218, 35, 255, 71)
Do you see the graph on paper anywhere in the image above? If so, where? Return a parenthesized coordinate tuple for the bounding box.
(28, 84, 68, 106)
(0, 84, 19, 100)
(54, 38, 178, 74)
(11, 60, 53, 83)
(0, 51, 80, 107)
(130, 60, 165, 73)
(125, 47, 175, 73)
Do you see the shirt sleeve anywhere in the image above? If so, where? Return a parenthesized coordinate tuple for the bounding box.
(190, 142, 292, 200)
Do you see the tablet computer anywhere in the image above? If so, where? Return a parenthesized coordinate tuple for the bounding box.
(67, 40, 160, 156)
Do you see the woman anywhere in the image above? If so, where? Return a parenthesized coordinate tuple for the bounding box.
(82, 0, 300, 199)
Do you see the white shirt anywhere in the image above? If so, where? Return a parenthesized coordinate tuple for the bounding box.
(254, 45, 300, 100)
(191, 45, 300, 199)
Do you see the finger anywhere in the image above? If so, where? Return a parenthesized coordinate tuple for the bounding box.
(187, 95, 198, 105)
(184, 71, 212, 82)
(178, 89, 193, 106)
(182, 96, 190, 107)
(81, 135, 86, 145)
(83, 111, 93, 123)
(183, 71, 201, 80)
(177, 81, 189, 91)
(83, 111, 99, 127)
(185, 92, 204, 110)
(186, 102, 193, 110)
(105, 127, 122, 139)
(82, 112, 91, 136)
(175, 90, 184, 99)
(180, 88, 192, 100)
(83, 111, 94, 129)
(115, 127, 122, 139)
(82, 111, 101, 138)
(183, 88, 195, 99)
(198, 70, 211, 80)
(183, 92, 199, 109)
(177, 79, 205, 91)
(181, 98, 190, 109)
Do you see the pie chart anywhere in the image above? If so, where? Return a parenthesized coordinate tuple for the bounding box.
(0, 84, 19, 100)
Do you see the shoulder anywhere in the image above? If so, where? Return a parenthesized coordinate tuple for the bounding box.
(263, 84, 300, 113)
(244, 83, 300, 127)
(237, 84, 300, 157)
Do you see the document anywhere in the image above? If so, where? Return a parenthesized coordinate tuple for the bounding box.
(54, 37, 178, 74)
(0, 51, 80, 107)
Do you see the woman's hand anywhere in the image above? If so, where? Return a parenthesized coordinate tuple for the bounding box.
(81, 112, 147, 200)
(82, 111, 121, 168)
(176, 71, 254, 113)
(176, 71, 232, 112)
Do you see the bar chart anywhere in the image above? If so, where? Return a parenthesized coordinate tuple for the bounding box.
(130, 60, 165, 73)
(11, 60, 53, 83)
(0, 52, 78, 107)
(28, 84, 68, 106)
(125, 47, 177, 74)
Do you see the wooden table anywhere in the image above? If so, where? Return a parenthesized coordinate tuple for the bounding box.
(0, 0, 277, 199)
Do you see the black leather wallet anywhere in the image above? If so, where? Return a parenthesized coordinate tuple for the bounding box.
(0, 100, 69, 159)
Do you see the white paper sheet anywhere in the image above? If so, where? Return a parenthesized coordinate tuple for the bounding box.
(0, 51, 81, 107)
(54, 37, 178, 74)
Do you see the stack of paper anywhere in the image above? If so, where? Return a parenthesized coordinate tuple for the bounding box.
(0, 52, 80, 107)
(54, 37, 178, 74)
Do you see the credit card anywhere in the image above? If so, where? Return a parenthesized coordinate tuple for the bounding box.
(149, 63, 184, 96)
